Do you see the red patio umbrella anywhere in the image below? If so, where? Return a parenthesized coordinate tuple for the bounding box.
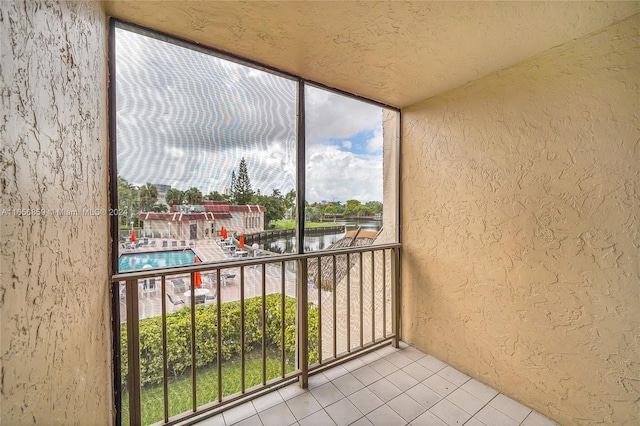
(193, 256, 202, 288)
(239, 234, 245, 249)
(131, 228, 136, 243)
(221, 227, 227, 239)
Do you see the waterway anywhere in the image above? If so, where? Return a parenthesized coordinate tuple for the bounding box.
(262, 219, 382, 254)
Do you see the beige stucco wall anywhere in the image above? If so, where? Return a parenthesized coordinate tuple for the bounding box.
(0, 1, 111, 424)
(401, 14, 640, 426)
(378, 108, 399, 245)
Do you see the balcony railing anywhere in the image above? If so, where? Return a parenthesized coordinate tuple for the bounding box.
(112, 243, 401, 425)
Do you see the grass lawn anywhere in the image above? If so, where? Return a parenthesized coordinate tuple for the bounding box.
(122, 352, 294, 425)
(272, 219, 341, 229)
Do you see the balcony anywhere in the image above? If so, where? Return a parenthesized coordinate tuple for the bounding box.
(5, 3, 639, 426)
(115, 243, 401, 425)
(116, 241, 559, 426)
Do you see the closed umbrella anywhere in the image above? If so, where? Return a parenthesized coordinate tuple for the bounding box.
(239, 234, 245, 249)
(193, 256, 202, 288)
(221, 227, 227, 240)
(131, 228, 137, 243)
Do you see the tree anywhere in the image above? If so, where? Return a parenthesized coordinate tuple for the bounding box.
(138, 183, 158, 212)
(344, 199, 362, 217)
(232, 157, 254, 205)
(165, 188, 184, 207)
(254, 189, 286, 227)
(324, 204, 343, 216)
(205, 191, 225, 201)
(284, 189, 296, 220)
(230, 171, 236, 201)
(151, 203, 168, 212)
(365, 201, 383, 215)
(117, 176, 140, 227)
(185, 187, 203, 205)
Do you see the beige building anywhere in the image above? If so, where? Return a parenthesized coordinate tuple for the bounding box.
(2, 2, 639, 425)
(139, 201, 265, 240)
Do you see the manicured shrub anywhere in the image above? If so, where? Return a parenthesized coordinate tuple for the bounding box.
(121, 294, 318, 388)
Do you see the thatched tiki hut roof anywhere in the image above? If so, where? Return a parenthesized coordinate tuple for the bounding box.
(307, 228, 380, 291)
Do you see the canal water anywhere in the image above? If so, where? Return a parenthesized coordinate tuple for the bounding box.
(263, 219, 382, 254)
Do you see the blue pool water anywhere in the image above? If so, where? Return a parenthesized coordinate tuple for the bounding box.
(118, 249, 197, 272)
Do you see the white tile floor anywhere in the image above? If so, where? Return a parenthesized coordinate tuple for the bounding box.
(191, 343, 560, 426)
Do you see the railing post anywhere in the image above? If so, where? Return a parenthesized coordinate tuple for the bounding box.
(297, 258, 309, 388)
(125, 278, 142, 425)
(391, 248, 400, 348)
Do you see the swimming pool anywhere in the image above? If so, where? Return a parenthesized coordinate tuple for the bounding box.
(118, 249, 197, 272)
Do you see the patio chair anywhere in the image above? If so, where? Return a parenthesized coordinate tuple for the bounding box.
(170, 278, 187, 292)
(205, 289, 217, 301)
(222, 273, 236, 286)
(180, 240, 186, 247)
(171, 241, 177, 247)
(143, 278, 158, 297)
(204, 273, 218, 287)
(167, 294, 184, 305)
(162, 240, 168, 248)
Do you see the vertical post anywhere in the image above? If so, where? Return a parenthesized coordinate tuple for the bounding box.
(161, 276, 169, 423)
(296, 80, 306, 255)
(216, 271, 223, 402)
(346, 253, 351, 352)
(332, 255, 337, 359)
(382, 250, 387, 339)
(359, 252, 363, 348)
(371, 250, 376, 344)
(317, 256, 322, 365)
(261, 265, 267, 385)
(281, 262, 286, 378)
(240, 266, 246, 392)
(296, 79, 308, 388)
(189, 272, 197, 411)
(391, 247, 399, 348)
(125, 278, 141, 425)
(297, 258, 309, 388)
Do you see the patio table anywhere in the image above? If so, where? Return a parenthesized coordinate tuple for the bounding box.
(184, 288, 209, 304)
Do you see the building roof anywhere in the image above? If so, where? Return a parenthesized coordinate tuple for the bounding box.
(141, 201, 263, 221)
(138, 212, 232, 221)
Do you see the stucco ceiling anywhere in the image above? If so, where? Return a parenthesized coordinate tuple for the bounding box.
(104, 1, 640, 108)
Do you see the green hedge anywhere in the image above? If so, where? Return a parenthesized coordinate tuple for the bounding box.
(121, 294, 318, 388)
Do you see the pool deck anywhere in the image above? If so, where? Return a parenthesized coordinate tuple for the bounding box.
(118, 238, 327, 321)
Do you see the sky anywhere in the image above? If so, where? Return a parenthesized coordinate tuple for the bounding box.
(115, 27, 390, 203)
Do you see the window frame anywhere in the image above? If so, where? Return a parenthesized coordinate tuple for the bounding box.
(110, 19, 400, 274)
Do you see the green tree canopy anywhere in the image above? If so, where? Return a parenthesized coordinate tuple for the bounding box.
(365, 201, 383, 215)
(284, 189, 296, 220)
(117, 176, 140, 227)
(343, 199, 362, 217)
(138, 183, 158, 212)
(165, 188, 184, 207)
(254, 189, 286, 227)
(232, 157, 254, 205)
(205, 190, 226, 201)
(185, 187, 203, 205)
(151, 203, 168, 212)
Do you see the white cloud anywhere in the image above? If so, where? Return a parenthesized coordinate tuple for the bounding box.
(305, 86, 382, 143)
(342, 141, 352, 149)
(366, 128, 383, 153)
(165, 147, 185, 158)
(306, 145, 382, 203)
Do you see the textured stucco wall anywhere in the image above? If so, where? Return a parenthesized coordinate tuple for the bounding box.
(401, 14, 640, 425)
(378, 108, 399, 244)
(0, 1, 111, 424)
